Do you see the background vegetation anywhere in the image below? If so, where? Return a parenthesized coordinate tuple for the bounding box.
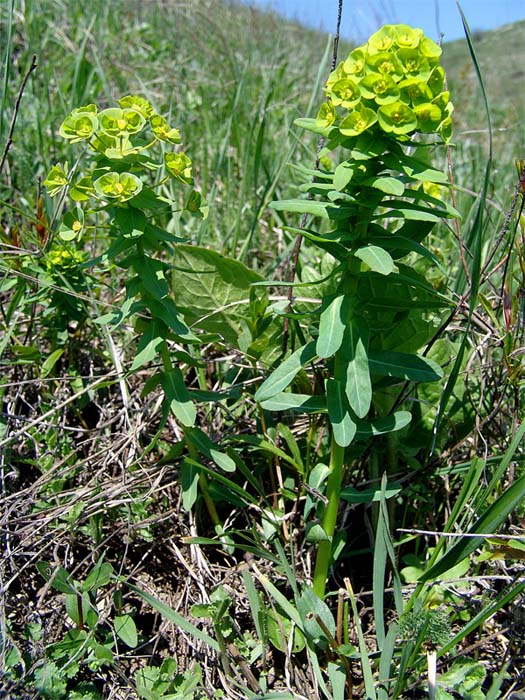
(1, 1, 524, 698)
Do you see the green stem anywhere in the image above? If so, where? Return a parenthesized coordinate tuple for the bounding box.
(312, 435, 345, 597)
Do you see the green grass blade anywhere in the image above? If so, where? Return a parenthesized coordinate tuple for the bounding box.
(419, 473, 525, 582)
(128, 584, 220, 652)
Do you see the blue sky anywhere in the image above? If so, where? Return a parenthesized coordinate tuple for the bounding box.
(241, 0, 524, 43)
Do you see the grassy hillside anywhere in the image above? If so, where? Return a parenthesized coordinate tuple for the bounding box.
(1, 2, 525, 699)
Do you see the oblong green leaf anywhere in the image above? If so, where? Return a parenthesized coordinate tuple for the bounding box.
(114, 614, 138, 648)
(255, 341, 317, 402)
(185, 427, 236, 472)
(333, 161, 355, 191)
(327, 379, 356, 447)
(83, 561, 114, 592)
(270, 199, 351, 220)
(355, 411, 412, 439)
(355, 245, 394, 275)
(316, 295, 350, 359)
(363, 176, 404, 196)
(259, 393, 326, 413)
(342, 318, 372, 418)
(160, 367, 196, 427)
(368, 350, 442, 382)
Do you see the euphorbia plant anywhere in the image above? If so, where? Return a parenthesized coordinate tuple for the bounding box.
(44, 95, 205, 426)
(43, 96, 234, 531)
(255, 24, 458, 597)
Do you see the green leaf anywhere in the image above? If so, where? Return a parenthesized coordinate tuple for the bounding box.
(375, 207, 440, 222)
(138, 255, 170, 299)
(355, 411, 412, 439)
(41, 348, 65, 378)
(363, 176, 404, 196)
(147, 298, 196, 341)
(181, 458, 200, 511)
(368, 350, 443, 382)
(129, 584, 220, 652)
(333, 161, 354, 190)
(36, 562, 77, 594)
(259, 393, 326, 413)
(113, 207, 147, 238)
(255, 341, 317, 402)
(355, 245, 395, 276)
(342, 317, 372, 418)
(297, 586, 336, 642)
(185, 427, 236, 472)
(130, 321, 164, 372)
(114, 614, 138, 648)
(327, 378, 356, 447)
(340, 483, 402, 503)
(65, 592, 98, 628)
(82, 561, 113, 592)
(270, 198, 352, 220)
(160, 368, 196, 427)
(316, 294, 350, 358)
(170, 245, 263, 347)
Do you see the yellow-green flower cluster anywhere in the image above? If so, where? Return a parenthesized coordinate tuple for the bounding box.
(318, 24, 453, 142)
(49, 95, 191, 199)
(46, 247, 84, 272)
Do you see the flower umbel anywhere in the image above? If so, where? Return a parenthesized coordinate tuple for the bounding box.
(322, 23, 453, 143)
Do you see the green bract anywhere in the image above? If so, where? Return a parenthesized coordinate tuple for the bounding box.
(360, 73, 399, 104)
(368, 25, 396, 53)
(98, 108, 146, 137)
(378, 101, 417, 134)
(93, 172, 143, 202)
(165, 152, 193, 184)
(150, 114, 181, 144)
(343, 48, 366, 77)
(316, 101, 337, 129)
(330, 78, 361, 109)
(322, 23, 453, 143)
(394, 24, 424, 49)
(59, 111, 98, 142)
(118, 94, 154, 118)
(339, 106, 377, 136)
(43, 163, 69, 196)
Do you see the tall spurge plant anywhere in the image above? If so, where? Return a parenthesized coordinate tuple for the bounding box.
(255, 24, 459, 597)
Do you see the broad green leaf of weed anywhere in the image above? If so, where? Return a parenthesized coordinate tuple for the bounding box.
(259, 393, 326, 413)
(82, 561, 113, 592)
(368, 350, 443, 382)
(114, 614, 138, 648)
(185, 427, 235, 472)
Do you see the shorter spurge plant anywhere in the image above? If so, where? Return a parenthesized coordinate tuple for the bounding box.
(43, 95, 207, 431)
(317, 23, 453, 142)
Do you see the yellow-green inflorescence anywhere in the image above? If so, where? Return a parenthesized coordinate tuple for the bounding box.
(318, 24, 453, 142)
(46, 95, 192, 204)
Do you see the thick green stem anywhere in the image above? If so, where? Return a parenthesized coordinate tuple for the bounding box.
(312, 436, 345, 597)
